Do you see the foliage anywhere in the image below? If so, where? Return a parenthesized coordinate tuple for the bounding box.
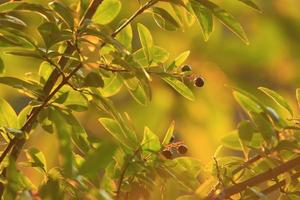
(0, 0, 299, 200)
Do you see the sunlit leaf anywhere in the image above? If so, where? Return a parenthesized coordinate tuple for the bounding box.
(238, 0, 261, 12)
(79, 141, 116, 177)
(191, 0, 213, 41)
(258, 87, 293, 116)
(49, 1, 74, 28)
(116, 21, 132, 51)
(167, 50, 190, 71)
(0, 2, 54, 21)
(99, 74, 123, 97)
(250, 112, 275, 142)
(137, 23, 153, 64)
(152, 7, 180, 31)
(0, 98, 19, 129)
(238, 120, 254, 142)
(38, 22, 72, 48)
(0, 57, 4, 74)
(133, 46, 169, 67)
(98, 118, 134, 149)
(92, 0, 121, 25)
(26, 148, 47, 173)
(203, 1, 249, 44)
(221, 130, 243, 151)
(162, 76, 195, 101)
(50, 108, 74, 177)
(83, 71, 104, 88)
(162, 121, 175, 146)
(233, 91, 262, 113)
(141, 127, 161, 153)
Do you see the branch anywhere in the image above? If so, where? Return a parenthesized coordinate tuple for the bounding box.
(205, 156, 300, 200)
(111, 0, 158, 38)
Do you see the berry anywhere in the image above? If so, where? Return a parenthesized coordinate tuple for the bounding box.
(194, 76, 205, 87)
(161, 149, 172, 159)
(177, 144, 188, 154)
(181, 65, 192, 72)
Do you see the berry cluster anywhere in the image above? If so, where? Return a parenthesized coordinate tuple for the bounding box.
(180, 64, 205, 88)
(161, 135, 188, 159)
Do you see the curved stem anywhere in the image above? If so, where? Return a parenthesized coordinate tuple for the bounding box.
(205, 156, 300, 200)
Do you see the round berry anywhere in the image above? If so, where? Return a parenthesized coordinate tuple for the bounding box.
(177, 144, 188, 154)
(161, 149, 172, 159)
(181, 65, 192, 72)
(194, 76, 205, 87)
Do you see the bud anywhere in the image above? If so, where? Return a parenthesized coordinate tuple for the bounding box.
(177, 144, 188, 154)
(181, 65, 192, 72)
(194, 76, 205, 87)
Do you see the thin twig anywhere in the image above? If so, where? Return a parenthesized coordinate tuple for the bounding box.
(205, 156, 300, 200)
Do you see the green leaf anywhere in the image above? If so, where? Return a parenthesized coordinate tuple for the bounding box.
(59, 111, 91, 153)
(0, 2, 54, 21)
(238, 120, 254, 142)
(124, 76, 151, 106)
(221, 130, 243, 151)
(99, 74, 123, 97)
(162, 121, 175, 146)
(164, 157, 202, 191)
(26, 147, 47, 173)
(258, 87, 293, 116)
(0, 57, 4, 74)
(296, 88, 300, 109)
(233, 91, 262, 113)
(137, 23, 153, 64)
(98, 118, 133, 149)
(250, 112, 275, 142)
(191, 0, 213, 41)
(48, 1, 74, 29)
(0, 15, 27, 30)
(79, 141, 116, 177)
(152, 7, 180, 31)
(83, 71, 104, 88)
(4, 50, 41, 58)
(203, 1, 249, 44)
(38, 22, 72, 48)
(162, 76, 195, 101)
(167, 50, 190, 71)
(0, 76, 43, 98)
(0, 98, 19, 129)
(5, 158, 34, 199)
(50, 109, 74, 177)
(59, 86, 88, 111)
(238, 0, 261, 12)
(39, 178, 64, 200)
(133, 46, 169, 67)
(116, 21, 132, 51)
(0, 33, 33, 49)
(39, 61, 54, 84)
(92, 0, 121, 25)
(141, 127, 161, 153)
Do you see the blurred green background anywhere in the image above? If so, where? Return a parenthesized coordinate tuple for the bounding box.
(1, 0, 300, 186)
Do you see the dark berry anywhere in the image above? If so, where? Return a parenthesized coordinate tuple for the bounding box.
(177, 144, 188, 154)
(181, 65, 192, 72)
(194, 76, 205, 87)
(161, 149, 172, 159)
(169, 135, 175, 143)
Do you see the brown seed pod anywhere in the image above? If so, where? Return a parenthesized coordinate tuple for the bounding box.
(181, 65, 192, 72)
(193, 76, 205, 87)
(161, 149, 172, 159)
(177, 144, 188, 154)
